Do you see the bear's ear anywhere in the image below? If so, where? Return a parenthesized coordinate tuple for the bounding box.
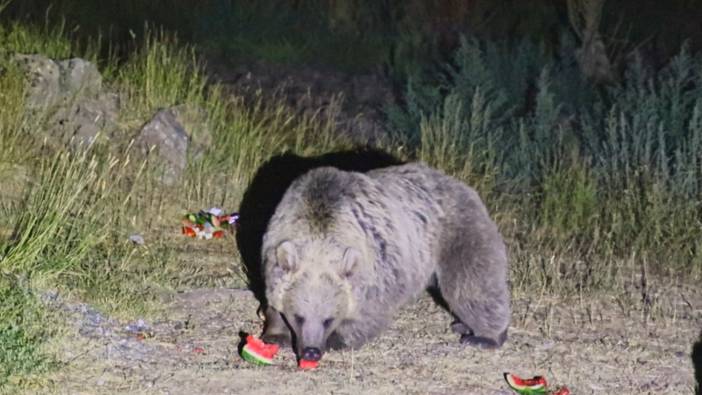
(274, 240, 298, 273)
(340, 247, 361, 279)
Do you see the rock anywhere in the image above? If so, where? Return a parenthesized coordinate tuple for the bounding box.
(56, 92, 121, 147)
(13, 54, 119, 146)
(128, 234, 145, 246)
(136, 109, 190, 185)
(57, 58, 103, 98)
(169, 104, 212, 159)
(134, 105, 213, 185)
(12, 54, 61, 109)
(13, 54, 103, 108)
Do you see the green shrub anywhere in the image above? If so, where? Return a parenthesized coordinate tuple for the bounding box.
(0, 274, 53, 391)
(394, 35, 702, 283)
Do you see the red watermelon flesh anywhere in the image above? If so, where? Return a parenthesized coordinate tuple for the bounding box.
(504, 373, 547, 394)
(241, 335, 279, 365)
(298, 359, 319, 369)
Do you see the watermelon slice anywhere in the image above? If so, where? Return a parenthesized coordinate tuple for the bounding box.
(298, 359, 319, 370)
(241, 335, 280, 366)
(504, 373, 547, 395)
(552, 387, 570, 395)
(182, 226, 197, 237)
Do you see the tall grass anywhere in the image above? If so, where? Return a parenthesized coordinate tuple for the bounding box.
(1, 24, 352, 293)
(0, 19, 75, 391)
(118, 31, 208, 117)
(392, 35, 702, 291)
(0, 20, 350, 390)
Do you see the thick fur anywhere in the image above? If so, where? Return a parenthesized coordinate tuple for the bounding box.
(261, 162, 510, 358)
(236, 148, 403, 305)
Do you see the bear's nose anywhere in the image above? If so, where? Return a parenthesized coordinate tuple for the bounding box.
(302, 347, 322, 361)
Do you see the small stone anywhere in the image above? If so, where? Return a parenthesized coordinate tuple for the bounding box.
(539, 340, 555, 350)
(41, 290, 60, 303)
(129, 234, 145, 245)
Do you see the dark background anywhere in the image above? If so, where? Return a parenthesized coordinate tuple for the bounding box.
(2, 0, 701, 74)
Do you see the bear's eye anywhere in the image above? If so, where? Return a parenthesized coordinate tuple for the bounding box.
(294, 314, 305, 325)
(323, 318, 334, 329)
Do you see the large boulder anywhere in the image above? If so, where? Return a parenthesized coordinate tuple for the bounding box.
(12, 54, 61, 109)
(135, 109, 190, 185)
(13, 54, 103, 108)
(135, 105, 213, 185)
(58, 58, 103, 99)
(13, 54, 119, 146)
(57, 92, 121, 147)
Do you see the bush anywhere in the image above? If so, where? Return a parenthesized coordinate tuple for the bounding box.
(391, 35, 702, 283)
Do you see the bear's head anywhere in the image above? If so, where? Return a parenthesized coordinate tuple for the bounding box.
(264, 239, 362, 361)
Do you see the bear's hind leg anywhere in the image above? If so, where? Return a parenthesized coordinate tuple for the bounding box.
(439, 283, 509, 349)
(450, 319, 508, 349)
(436, 223, 510, 349)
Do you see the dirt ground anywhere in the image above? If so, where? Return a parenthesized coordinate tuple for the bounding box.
(44, 278, 701, 395)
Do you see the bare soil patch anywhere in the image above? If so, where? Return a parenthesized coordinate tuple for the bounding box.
(46, 280, 701, 394)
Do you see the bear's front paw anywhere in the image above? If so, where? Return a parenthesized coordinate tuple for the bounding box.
(261, 332, 292, 347)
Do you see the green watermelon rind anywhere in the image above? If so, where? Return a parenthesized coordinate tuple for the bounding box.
(505, 373, 546, 395)
(241, 344, 274, 366)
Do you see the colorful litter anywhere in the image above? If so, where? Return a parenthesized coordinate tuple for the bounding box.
(504, 373, 569, 395)
(181, 208, 239, 239)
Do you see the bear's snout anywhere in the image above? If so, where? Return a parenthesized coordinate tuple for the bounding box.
(301, 347, 322, 361)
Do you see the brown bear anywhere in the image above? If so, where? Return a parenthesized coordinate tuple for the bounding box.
(260, 162, 510, 362)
